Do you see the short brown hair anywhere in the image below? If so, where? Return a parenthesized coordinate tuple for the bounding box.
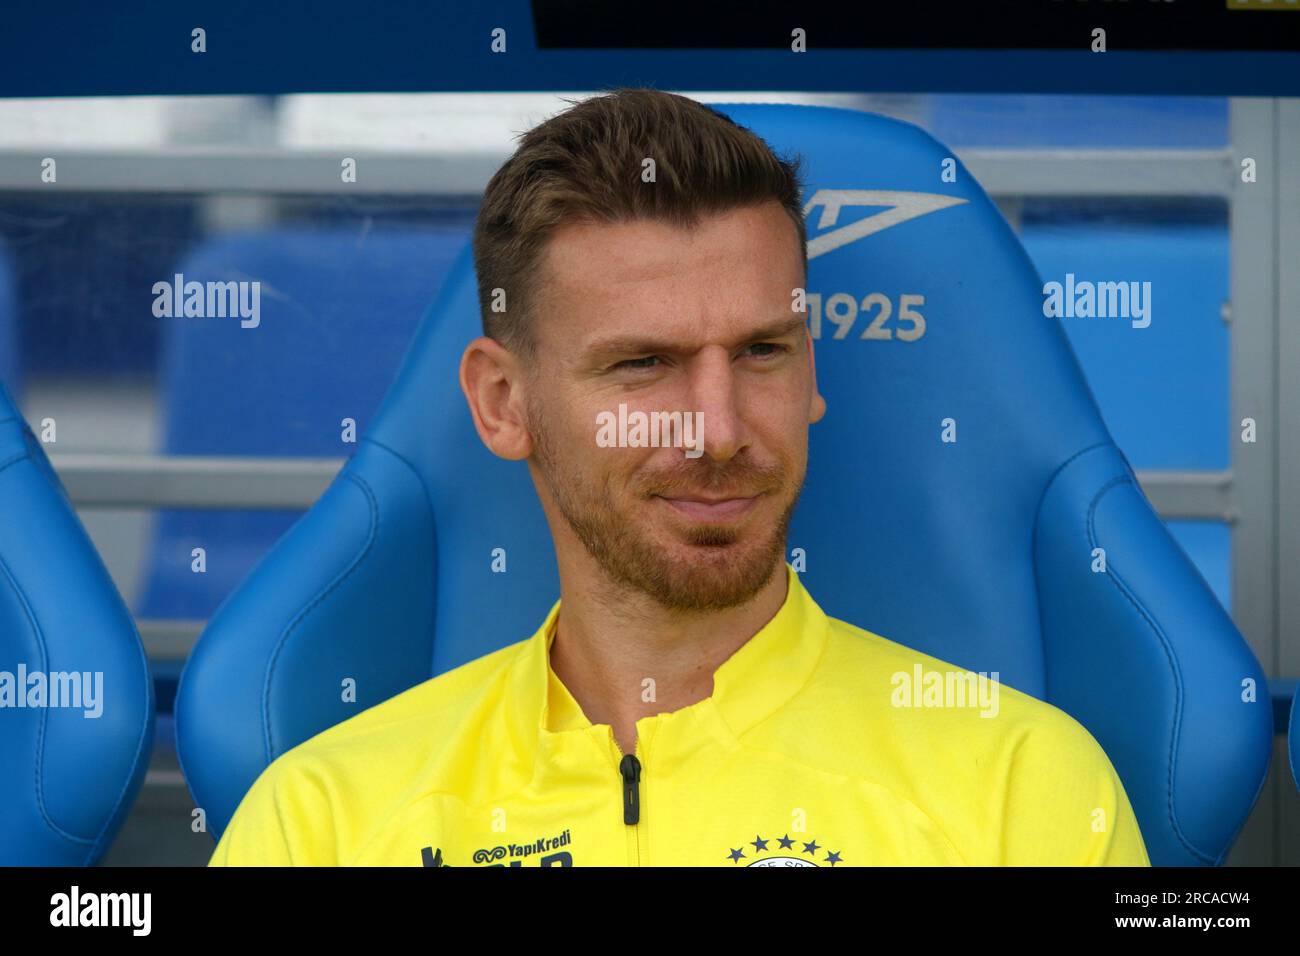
(472, 88, 806, 359)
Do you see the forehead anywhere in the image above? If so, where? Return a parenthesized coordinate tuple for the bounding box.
(534, 202, 804, 347)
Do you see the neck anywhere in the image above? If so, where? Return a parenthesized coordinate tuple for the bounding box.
(548, 555, 789, 756)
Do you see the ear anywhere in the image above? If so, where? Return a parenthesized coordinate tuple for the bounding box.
(805, 326, 827, 424)
(459, 336, 533, 460)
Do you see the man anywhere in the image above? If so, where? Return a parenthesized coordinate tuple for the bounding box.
(210, 88, 1149, 867)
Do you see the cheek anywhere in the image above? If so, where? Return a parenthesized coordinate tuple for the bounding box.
(581, 430, 645, 486)
(538, 393, 603, 454)
(760, 418, 811, 485)
(744, 380, 809, 437)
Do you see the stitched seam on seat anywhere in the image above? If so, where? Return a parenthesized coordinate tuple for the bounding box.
(1087, 474, 1214, 865)
(1, 449, 106, 850)
(0, 548, 95, 848)
(82, 611, 155, 864)
(1030, 442, 1114, 571)
(361, 435, 440, 670)
(1029, 442, 1112, 702)
(261, 469, 380, 761)
(5, 416, 153, 861)
(1029, 444, 1112, 707)
(0, 449, 30, 475)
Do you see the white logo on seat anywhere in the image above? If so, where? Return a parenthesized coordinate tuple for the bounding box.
(804, 190, 969, 260)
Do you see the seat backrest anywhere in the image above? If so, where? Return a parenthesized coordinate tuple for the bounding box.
(177, 103, 1272, 865)
(138, 225, 470, 622)
(0, 379, 154, 865)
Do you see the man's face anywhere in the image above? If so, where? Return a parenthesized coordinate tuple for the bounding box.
(523, 200, 825, 612)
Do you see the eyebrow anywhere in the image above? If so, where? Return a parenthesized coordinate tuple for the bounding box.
(584, 314, 807, 358)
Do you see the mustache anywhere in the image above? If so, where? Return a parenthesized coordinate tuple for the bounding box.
(636, 458, 788, 499)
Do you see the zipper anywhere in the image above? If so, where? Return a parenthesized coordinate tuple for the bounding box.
(610, 730, 643, 866)
(619, 753, 641, 824)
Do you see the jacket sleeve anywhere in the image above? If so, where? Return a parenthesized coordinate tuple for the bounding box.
(999, 710, 1150, 867)
(208, 754, 337, 867)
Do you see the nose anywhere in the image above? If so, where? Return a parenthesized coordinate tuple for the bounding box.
(685, 347, 745, 462)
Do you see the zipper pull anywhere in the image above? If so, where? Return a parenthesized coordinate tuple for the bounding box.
(619, 753, 641, 825)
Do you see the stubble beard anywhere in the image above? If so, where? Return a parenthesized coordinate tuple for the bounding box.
(529, 401, 802, 612)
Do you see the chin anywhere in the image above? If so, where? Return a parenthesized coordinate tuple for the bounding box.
(646, 532, 783, 604)
(659, 564, 779, 611)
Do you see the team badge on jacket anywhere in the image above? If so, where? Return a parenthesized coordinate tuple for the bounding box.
(728, 834, 843, 866)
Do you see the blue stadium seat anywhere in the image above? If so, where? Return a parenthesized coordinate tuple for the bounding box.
(138, 224, 471, 624)
(176, 103, 1272, 865)
(0, 379, 154, 865)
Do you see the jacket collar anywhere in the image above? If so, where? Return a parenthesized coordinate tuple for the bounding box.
(503, 563, 831, 754)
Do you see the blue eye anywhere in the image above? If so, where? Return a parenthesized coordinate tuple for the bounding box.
(616, 356, 660, 370)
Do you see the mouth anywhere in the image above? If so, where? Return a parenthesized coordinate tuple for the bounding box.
(654, 492, 762, 523)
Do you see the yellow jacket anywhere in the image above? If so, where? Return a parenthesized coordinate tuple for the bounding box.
(209, 564, 1149, 866)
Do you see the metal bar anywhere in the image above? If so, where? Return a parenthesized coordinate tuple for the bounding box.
(1223, 98, 1281, 867)
(0, 147, 1234, 197)
(46, 453, 1240, 517)
(142, 770, 188, 788)
(0, 150, 506, 194)
(1134, 470, 1233, 521)
(961, 149, 1234, 198)
(49, 453, 343, 509)
(138, 619, 205, 660)
(1275, 98, 1300, 867)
